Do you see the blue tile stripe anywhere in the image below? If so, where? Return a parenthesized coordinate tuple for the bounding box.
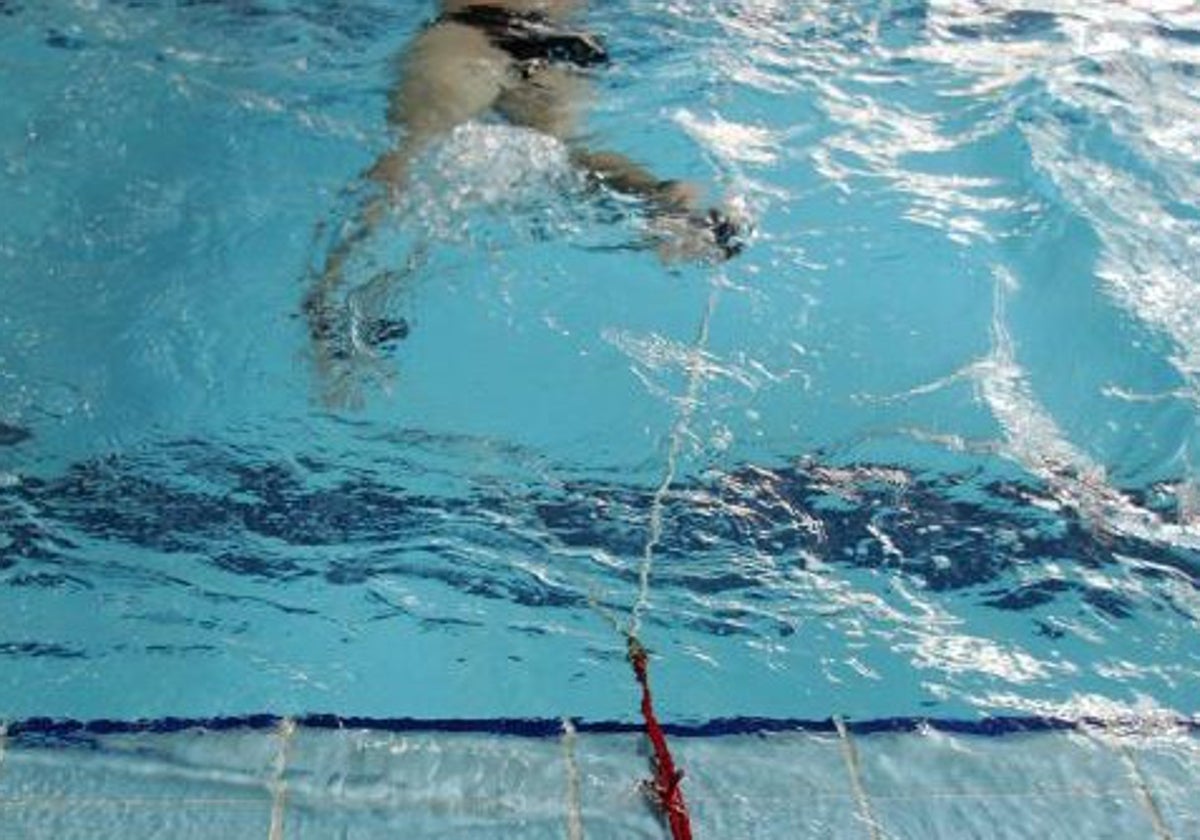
(3, 713, 1196, 745)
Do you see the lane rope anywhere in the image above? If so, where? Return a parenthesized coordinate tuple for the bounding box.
(267, 717, 296, 840)
(835, 716, 882, 840)
(561, 718, 586, 840)
(624, 280, 721, 839)
(629, 284, 719, 640)
(1116, 742, 1174, 840)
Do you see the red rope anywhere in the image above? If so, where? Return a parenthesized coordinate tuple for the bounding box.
(627, 636, 693, 840)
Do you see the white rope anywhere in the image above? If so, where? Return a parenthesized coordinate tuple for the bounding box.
(561, 719, 585, 840)
(1117, 743, 1175, 840)
(834, 717, 883, 840)
(267, 717, 296, 840)
(628, 282, 721, 640)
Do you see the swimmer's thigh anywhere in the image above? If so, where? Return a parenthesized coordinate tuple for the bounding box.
(495, 66, 589, 139)
(388, 23, 512, 140)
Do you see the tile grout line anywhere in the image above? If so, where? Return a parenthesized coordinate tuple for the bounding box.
(0, 797, 269, 808)
(268, 717, 297, 840)
(834, 717, 883, 840)
(561, 719, 585, 840)
(1117, 742, 1174, 840)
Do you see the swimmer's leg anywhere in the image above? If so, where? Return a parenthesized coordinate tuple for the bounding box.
(495, 72, 694, 212)
(496, 67, 743, 260)
(570, 148, 745, 261)
(306, 21, 512, 402)
(311, 21, 510, 297)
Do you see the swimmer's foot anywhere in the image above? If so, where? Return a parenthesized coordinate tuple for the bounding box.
(651, 205, 748, 264)
(304, 295, 337, 349)
(303, 292, 408, 409)
(701, 208, 745, 260)
(303, 294, 409, 360)
(361, 316, 410, 350)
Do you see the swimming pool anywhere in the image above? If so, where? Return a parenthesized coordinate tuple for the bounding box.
(2, 0, 1198, 804)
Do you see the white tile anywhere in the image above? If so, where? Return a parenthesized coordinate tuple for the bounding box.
(285, 728, 576, 838)
(0, 731, 274, 840)
(0, 734, 272, 802)
(676, 733, 867, 840)
(0, 800, 270, 840)
(0, 724, 1195, 839)
(572, 732, 677, 839)
(854, 729, 1157, 840)
(287, 800, 569, 840)
(857, 729, 1133, 794)
(286, 729, 566, 806)
(1122, 730, 1200, 839)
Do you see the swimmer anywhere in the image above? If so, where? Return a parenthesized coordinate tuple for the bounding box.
(305, 0, 744, 400)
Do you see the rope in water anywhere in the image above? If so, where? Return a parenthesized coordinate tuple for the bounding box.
(561, 718, 585, 840)
(628, 285, 718, 640)
(624, 282, 720, 839)
(628, 635, 693, 840)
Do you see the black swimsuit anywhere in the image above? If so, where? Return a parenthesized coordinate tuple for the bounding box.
(440, 4, 609, 69)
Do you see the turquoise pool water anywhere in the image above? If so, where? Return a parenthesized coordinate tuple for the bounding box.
(1, 0, 1198, 727)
